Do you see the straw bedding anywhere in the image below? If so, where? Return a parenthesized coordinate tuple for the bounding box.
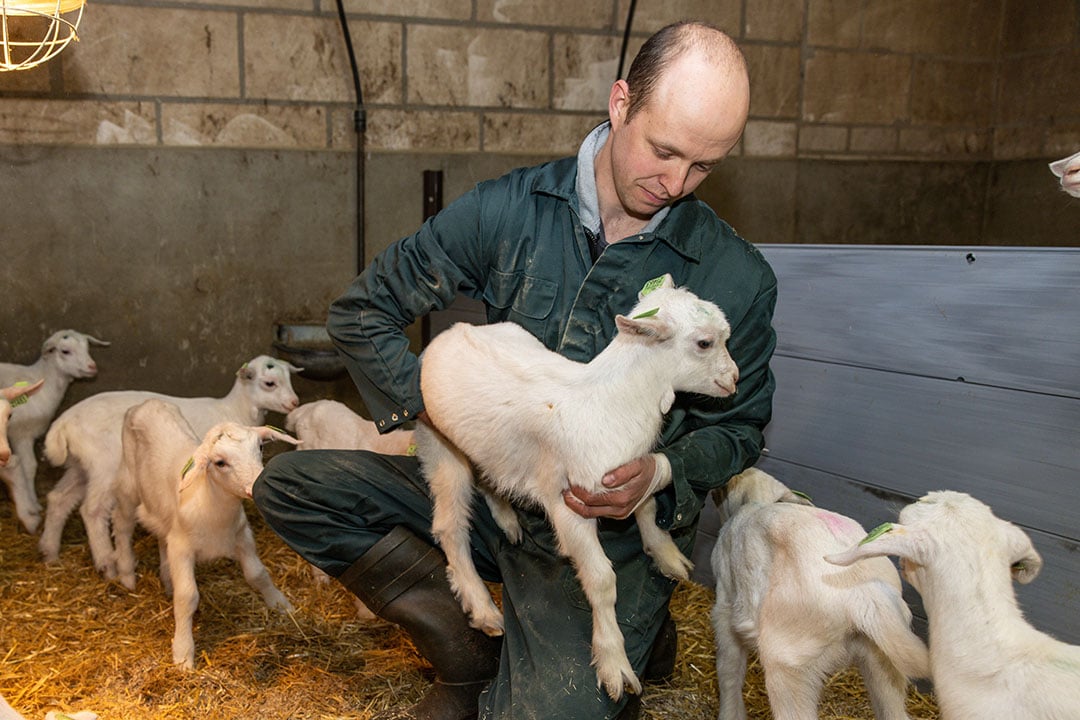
(0, 471, 939, 719)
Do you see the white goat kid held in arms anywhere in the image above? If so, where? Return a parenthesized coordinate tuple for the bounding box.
(416, 273, 739, 701)
(0, 329, 108, 533)
(710, 468, 929, 720)
(111, 398, 300, 670)
(826, 490, 1080, 720)
(39, 355, 301, 576)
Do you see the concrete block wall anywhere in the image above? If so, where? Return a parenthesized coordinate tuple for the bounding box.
(1, 0, 1076, 158)
(0, 0, 1078, 408)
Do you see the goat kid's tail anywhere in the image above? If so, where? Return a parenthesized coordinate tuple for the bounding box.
(853, 583, 931, 680)
(43, 418, 71, 466)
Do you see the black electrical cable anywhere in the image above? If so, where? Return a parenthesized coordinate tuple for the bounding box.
(616, 0, 637, 80)
(334, 0, 366, 275)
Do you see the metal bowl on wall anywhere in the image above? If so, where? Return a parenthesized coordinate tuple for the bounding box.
(273, 323, 347, 381)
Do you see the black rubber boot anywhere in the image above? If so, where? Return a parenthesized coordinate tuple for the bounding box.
(642, 610, 677, 683)
(338, 526, 501, 720)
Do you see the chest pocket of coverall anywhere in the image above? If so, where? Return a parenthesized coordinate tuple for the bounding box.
(481, 268, 558, 338)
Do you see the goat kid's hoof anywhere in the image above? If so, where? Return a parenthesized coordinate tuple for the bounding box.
(467, 605, 505, 637)
(653, 549, 693, 582)
(596, 657, 642, 701)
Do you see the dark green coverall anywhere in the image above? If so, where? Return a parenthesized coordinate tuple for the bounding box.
(253, 148, 777, 719)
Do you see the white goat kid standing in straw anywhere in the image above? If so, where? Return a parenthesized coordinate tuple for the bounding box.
(39, 355, 301, 577)
(0, 329, 109, 533)
(416, 273, 739, 701)
(826, 490, 1080, 720)
(112, 398, 300, 670)
(710, 467, 929, 720)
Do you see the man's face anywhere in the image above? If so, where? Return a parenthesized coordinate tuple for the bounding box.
(607, 55, 749, 220)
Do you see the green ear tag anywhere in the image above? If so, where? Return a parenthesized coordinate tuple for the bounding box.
(632, 307, 660, 319)
(406, 443, 418, 457)
(265, 424, 284, 433)
(181, 457, 194, 478)
(639, 276, 666, 296)
(791, 489, 812, 503)
(859, 522, 894, 545)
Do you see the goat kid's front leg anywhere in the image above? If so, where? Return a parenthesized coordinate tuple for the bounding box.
(548, 502, 641, 701)
(1, 451, 41, 533)
(634, 497, 692, 581)
(110, 493, 140, 591)
(165, 537, 200, 670)
(232, 517, 294, 613)
(425, 449, 503, 636)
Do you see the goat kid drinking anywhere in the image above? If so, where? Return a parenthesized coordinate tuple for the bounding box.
(416, 274, 739, 700)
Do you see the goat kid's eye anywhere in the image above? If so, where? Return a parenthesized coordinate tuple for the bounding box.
(214, 460, 228, 468)
(697, 339, 714, 350)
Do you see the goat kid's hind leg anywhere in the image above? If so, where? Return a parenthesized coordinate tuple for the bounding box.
(855, 643, 914, 720)
(757, 645, 825, 720)
(425, 450, 503, 636)
(711, 599, 750, 720)
(634, 498, 692, 581)
(233, 518, 294, 613)
(38, 466, 88, 562)
(548, 502, 640, 701)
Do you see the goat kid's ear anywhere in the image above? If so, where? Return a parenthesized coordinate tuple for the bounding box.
(86, 334, 111, 347)
(2, 378, 45, 402)
(824, 522, 916, 566)
(637, 273, 676, 300)
(615, 313, 673, 343)
(179, 451, 208, 492)
(237, 362, 256, 381)
(1004, 523, 1043, 585)
(258, 425, 301, 447)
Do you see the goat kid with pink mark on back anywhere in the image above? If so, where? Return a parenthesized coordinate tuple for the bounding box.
(415, 274, 739, 701)
(111, 398, 300, 670)
(711, 468, 929, 720)
(827, 490, 1080, 720)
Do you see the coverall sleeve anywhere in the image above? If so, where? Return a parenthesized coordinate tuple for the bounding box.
(326, 188, 491, 431)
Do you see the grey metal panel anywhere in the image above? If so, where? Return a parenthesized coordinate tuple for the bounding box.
(757, 245, 1080, 398)
(764, 355, 1080, 539)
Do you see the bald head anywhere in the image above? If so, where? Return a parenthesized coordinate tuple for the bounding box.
(624, 21, 749, 126)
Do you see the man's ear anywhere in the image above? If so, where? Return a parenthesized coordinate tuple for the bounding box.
(609, 78, 631, 129)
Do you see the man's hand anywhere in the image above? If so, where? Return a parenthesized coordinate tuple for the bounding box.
(563, 454, 671, 520)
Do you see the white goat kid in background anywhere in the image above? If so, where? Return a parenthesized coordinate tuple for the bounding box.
(286, 399, 414, 455)
(416, 274, 739, 701)
(827, 490, 1080, 720)
(710, 468, 929, 720)
(39, 355, 301, 577)
(112, 398, 299, 670)
(0, 330, 109, 532)
(1049, 149, 1080, 198)
(286, 398, 415, 604)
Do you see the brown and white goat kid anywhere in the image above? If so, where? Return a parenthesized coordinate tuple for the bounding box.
(827, 490, 1080, 720)
(416, 274, 739, 700)
(111, 398, 299, 669)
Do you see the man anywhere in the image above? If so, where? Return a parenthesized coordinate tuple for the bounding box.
(254, 20, 777, 720)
